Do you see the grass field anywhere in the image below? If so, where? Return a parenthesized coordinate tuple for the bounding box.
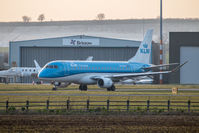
(0, 84, 199, 132)
(0, 83, 199, 111)
(0, 83, 199, 101)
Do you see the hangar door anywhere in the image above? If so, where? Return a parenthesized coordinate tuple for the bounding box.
(20, 47, 137, 66)
(180, 46, 199, 84)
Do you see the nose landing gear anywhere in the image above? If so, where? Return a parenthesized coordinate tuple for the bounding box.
(52, 87, 57, 91)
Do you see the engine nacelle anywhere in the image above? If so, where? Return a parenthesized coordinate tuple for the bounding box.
(59, 82, 71, 88)
(97, 78, 113, 88)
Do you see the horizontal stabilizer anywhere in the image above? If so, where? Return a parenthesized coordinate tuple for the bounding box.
(143, 63, 179, 70)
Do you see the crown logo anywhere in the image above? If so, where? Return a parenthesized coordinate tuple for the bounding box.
(143, 43, 148, 48)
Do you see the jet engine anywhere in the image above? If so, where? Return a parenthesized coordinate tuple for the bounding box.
(97, 78, 113, 88)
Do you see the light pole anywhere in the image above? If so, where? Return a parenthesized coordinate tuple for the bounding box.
(160, 0, 163, 84)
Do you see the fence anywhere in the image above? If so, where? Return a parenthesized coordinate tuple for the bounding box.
(1, 99, 199, 112)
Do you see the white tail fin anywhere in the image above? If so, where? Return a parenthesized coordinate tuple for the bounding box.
(128, 29, 153, 64)
(34, 60, 41, 70)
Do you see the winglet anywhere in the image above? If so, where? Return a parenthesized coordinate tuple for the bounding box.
(34, 60, 41, 69)
(171, 61, 188, 72)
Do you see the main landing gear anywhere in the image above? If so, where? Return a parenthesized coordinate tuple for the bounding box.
(52, 87, 57, 91)
(107, 85, 116, 91)
(79, 84, 88, 91)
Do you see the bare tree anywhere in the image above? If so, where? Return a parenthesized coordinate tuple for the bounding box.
(97, 13, 105, 20)
(22, 16, 31, 22)
(38, 14, 45, 22)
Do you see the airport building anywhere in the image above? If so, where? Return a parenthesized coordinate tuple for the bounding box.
(9, 35, 159, 83)
(169, 32, 199, 84)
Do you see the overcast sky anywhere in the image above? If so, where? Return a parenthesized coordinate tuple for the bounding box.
(0, 0, 198, 22)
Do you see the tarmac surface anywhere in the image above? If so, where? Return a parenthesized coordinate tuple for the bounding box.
(1, 88, 199, 97)
(0, 88, 199, 97)
(0, 93, 199, 97)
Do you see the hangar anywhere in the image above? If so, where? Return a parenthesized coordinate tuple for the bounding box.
(9, 35, 159, 83)
(169, 32, 199, 84)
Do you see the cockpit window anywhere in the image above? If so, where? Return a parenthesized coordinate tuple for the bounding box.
(46, 65, 58, 69)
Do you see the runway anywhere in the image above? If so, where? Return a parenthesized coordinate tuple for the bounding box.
(86, 88, 199, 92)
(0, 88, 199, 92)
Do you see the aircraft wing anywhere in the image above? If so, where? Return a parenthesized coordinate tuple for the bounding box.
(109, 61, 187, 79)
(91, 61, 187, 81)
(0, 69, 19, 77)
(142, 63, 179, 70)
(108, 71, 171, 79)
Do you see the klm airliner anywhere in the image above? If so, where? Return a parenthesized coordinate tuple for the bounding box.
(38, 30, 186, 91)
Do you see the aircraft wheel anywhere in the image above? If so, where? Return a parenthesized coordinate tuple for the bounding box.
(83, 85, 88, 91)
(52, 87, 57, 91)
(107, 87, 111, 91)
(111, 85, 116, 91)
(106, 88, 111, 91)
(79, 85, 87, 91)
(107, 85, 116, 91)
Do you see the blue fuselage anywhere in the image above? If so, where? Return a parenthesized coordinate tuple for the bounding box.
(38, 61, 151, 79)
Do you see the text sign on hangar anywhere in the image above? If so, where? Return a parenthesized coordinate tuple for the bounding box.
(63, 38, 99, 46)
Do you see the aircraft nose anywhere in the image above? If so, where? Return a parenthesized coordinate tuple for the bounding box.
(38, 70, 46, 79)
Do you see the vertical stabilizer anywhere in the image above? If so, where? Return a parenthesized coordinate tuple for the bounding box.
(128, 29, 153, 64)
(34, 60, 41, 70)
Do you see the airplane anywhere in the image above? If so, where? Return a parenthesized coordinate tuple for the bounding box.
(0, 60, 41, 83)
(38, 29, 187, 91)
